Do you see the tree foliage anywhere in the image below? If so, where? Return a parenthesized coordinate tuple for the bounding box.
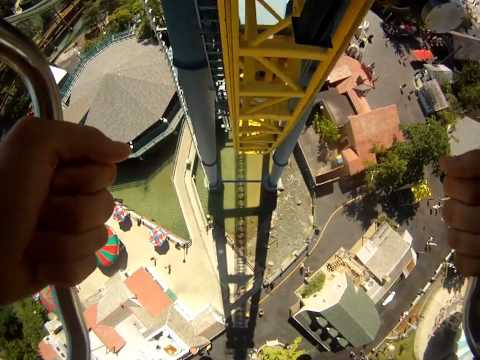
(453, 61, 480, 112)
(0, 299, 46, 360)
(260, 337, 306, 360)
(366, 120, 450, 193)
(313, 112, 340, 146)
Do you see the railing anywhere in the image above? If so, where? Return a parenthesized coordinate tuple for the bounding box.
(59, 29, 135, 101)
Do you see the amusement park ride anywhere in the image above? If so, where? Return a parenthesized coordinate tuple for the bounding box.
(2, 0, 479, 359)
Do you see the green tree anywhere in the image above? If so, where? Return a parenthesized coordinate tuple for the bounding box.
(260, 337, 306, 360)
(366, 151, 408, 193)
(366, 120, 450, 193)
(0, 299, 46, 360)
(107, 7, 133, 33)
(313, 113, 340, 146)
(454, 61, 480, 111)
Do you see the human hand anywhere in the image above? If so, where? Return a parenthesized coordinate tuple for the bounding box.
(441, 150, 480, 276)
(0, 117, 130, 304)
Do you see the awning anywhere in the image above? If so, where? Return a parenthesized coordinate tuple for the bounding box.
(95, 227, 120, 267)
(150, 226, 168, 247)
(411, 49, 434, 62)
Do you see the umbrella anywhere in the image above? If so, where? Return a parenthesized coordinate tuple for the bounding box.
(96, 228, 120, 267)
(39, 286, 58, 313)
(112, 204, 127, 222)
(150, 226, 168, 247)
(411, 49, 433, 62)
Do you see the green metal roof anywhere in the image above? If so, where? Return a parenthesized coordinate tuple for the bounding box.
(319, 276, 380, 347)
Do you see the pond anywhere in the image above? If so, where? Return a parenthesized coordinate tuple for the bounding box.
(111, 133, 189, 239)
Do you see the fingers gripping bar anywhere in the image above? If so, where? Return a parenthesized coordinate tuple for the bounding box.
(0, 18, 90, 360)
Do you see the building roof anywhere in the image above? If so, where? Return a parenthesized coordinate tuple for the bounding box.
(329, 55, 373, 96)
(84, 304, 126, 353)
(318, 88, 354, 127)
(319, 276, 380, 347)
(341, 148, 364, 175)
(356, 223, 411, 282)
(342, 104, 403, 175)
(125, 268, 173, 317)
(418, 79, 449, 115)
(411, 49, 434, 62)
(450, 31, 480, 62)
(296, 274, 380, 348)
(38, 340, 58, 360)
(191, 307, 226, 340)
(64, 38, 176, 142)
(96, 273, 133, 324)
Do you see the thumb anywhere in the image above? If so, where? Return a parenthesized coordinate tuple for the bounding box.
(440, 150, 480, 179)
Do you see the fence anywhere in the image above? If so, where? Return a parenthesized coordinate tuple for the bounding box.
(59, 29, 135, 101)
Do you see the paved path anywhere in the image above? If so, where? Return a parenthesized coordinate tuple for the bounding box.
(362, 11, 424, 125)
(172, 121, 241, 307)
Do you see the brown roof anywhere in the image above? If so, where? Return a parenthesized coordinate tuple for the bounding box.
(341, 148, 365, 176)
(343, 105, 403, 175)
(331, 55, 373, 96)
(84, 304, 126, 353)
(125, 268, 172, 317)
(38, 340, 58, 360)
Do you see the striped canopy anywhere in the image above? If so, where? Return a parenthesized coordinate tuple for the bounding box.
(96, 227, 120, 267)
(39, 286, 58, 314)
(150, 226, 168, 247)
(112, 204, 127, 222)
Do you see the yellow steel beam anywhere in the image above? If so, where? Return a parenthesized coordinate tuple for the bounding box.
(239, 39, 328, 60)
(276, 0, 375, 147)
(249, 17, 291, 47)
(218, 0, 374, 153)
(240, 113, 293, 121)
(240, 83, 304, 97)
(244, 97, 289, 115)
(256, 0, 282, 21)
(253, 56, 301, 92)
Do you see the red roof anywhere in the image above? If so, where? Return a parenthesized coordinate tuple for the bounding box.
(343, 104, 403, 175)
(125, 268, 172, 317)
(331, 55, 374, 95)
(84, 304, 126, 353)
(38, 340, 58, 360)
(411, 49, 433, 62)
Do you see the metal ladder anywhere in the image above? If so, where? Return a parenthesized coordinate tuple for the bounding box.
(196, 0, 230, 127)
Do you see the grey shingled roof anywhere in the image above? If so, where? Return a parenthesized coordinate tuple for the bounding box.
(320, 276, 380, 347)
(64, 39, 175, 142)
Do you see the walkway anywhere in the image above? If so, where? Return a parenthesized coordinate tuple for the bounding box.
(172, 121, 238, 307)
(78, 214, 223, 314)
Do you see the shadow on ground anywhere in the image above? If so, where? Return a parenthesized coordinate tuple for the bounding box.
(98, 242, 128, 277)
(424, 312, 462, 360)
(208, 153, 278, 360)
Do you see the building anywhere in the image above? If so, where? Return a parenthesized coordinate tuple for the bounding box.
(449, 30, 480, 62)
(290, 272, 380, 351)
(39, 267, 224, 360)
(341, 104, 404, 175)
(418, 79, 450, 115)
(63, 38, 180, 155)
(355, 223, 417, 303)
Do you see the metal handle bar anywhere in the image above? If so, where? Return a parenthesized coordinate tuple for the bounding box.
(0, 18, 90, 360)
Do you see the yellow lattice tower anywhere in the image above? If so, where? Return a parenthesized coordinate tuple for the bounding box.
(218, 0, 374, 154)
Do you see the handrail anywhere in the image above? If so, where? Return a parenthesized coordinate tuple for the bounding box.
(0, 18, 90, 360)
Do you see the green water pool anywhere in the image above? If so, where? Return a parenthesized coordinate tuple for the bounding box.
(111, 134, 189, 239)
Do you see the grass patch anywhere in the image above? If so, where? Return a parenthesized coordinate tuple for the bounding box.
(301, 272, 326, 298)
(375, 332, 416, 360)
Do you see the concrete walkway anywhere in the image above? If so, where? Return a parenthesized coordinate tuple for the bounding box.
(172, 121, 240, 306)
